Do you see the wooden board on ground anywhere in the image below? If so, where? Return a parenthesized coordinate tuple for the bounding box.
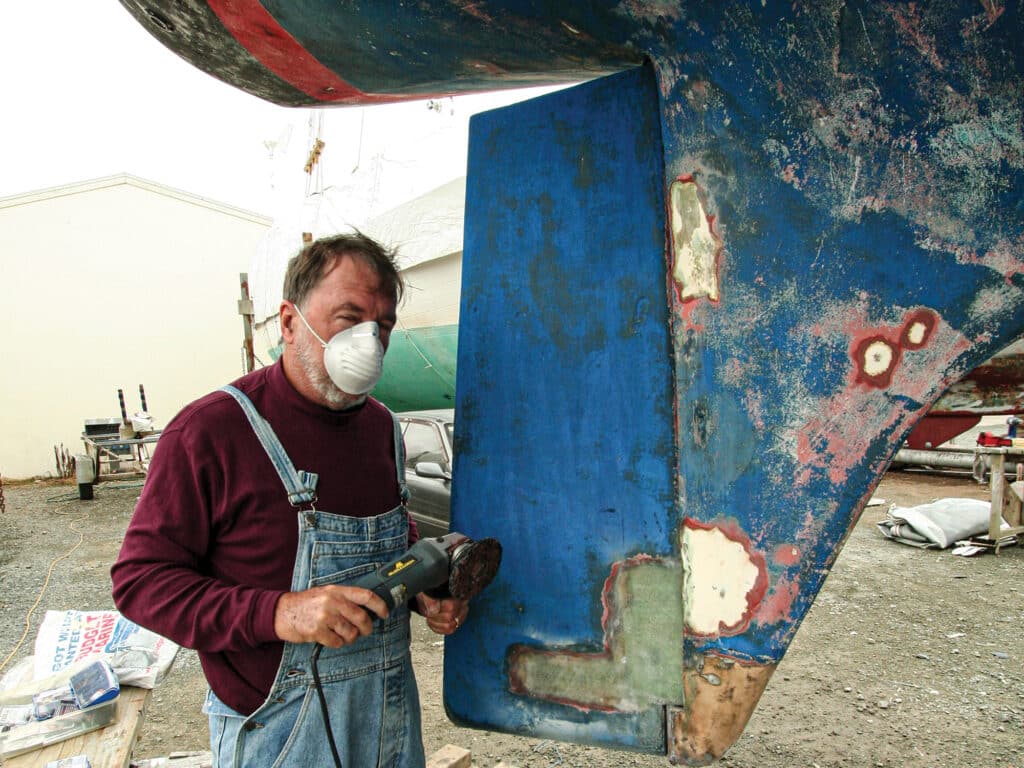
(426, 744, 471, 768)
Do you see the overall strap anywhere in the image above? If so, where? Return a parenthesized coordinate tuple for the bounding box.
(220, 385, 319, 506)
(389, 409, 411, 505)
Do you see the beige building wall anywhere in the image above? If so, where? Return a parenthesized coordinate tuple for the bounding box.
(399, 251, 462, 329)
(0, 175, 271, 479)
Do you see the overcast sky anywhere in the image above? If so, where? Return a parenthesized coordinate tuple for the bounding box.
(0, 1, 559, 218)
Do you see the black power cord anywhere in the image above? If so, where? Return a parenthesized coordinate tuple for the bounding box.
(311, 643, 344, 768)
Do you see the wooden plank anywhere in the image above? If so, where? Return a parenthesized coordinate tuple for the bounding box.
(6, 686, 150, 768)
(425, 744, 471, 768)
(131, 752, 212, 768)
(986, 451, 1024, 554)
(238, 272, 255, 374)
(1007, 480, 1023, 528)
(990, 453, 1007, 541)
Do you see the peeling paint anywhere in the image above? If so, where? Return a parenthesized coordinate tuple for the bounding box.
(681, 521, 766, 636)
(789, 306, 970, 487)
(855, 336, 899, 387)
(848, 308, 948, 393)
(901, 309, 937, 349)
(772, 544, 801, 567)
(670, 176, 721, 303)
(753, 573, 802, 628)
(508, 556, 684, 713)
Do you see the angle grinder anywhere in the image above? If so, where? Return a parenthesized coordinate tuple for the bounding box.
(312, 532, 502, 768)
(350, 531, 503, 610)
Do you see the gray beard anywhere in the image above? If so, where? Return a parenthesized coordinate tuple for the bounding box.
(294, 326, 365, 410)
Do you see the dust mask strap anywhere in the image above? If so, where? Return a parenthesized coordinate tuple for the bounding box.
(292, 304, 329, 348)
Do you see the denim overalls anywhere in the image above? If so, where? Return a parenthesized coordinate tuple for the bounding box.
(203, 386, 425, 768)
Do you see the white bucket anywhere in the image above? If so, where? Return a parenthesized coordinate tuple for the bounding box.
(75, 454, 96, 484)
(75, 455, 96, 500)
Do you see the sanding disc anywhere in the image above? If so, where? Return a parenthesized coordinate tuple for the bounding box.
(449, 537, 502, 601)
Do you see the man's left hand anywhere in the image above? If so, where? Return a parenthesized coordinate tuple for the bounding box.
(417, 594, 468, 635)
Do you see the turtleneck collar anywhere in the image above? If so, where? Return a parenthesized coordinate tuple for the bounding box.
(265, 359, 370, 426)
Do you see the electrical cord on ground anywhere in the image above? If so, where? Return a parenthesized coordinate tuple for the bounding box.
(311, 643, 344, 768)
(47, 492, 84, 503)
(0, 514, 86, 674)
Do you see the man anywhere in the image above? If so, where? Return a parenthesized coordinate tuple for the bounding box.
(112, 232, 467, 768)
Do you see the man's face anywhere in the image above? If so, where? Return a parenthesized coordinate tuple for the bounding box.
(283, 254, 397, 409)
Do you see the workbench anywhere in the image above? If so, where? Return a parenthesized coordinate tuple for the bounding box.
(80, 434, 161, 480)
(5, 686, 151, 768)
(975, 446, 1024, 554)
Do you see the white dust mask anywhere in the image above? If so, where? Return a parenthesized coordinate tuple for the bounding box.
(293, 306, 385, 395)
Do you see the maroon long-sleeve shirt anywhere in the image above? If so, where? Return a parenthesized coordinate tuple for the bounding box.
(111, 361, 412, 715)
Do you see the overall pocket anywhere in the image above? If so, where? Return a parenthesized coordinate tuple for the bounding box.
(309, 532, 408, 587)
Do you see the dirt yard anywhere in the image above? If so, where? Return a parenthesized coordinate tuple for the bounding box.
(1, 470, 1021, 767)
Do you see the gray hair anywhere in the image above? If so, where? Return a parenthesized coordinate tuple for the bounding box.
(283, 231, 404, 308)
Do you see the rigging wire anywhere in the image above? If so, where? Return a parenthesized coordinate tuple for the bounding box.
(352, 108, 365, 173)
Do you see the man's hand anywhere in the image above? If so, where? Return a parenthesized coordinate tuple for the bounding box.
(274, 585, 389, 647)
(417, 594, 468, 635)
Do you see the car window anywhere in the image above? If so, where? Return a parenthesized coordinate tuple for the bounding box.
(403, 421, 446, 470)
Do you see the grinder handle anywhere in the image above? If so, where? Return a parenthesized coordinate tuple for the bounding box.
(349, 537, 451, 610)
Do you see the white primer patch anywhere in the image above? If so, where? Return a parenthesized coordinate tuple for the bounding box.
(862, 339, 895, 376)
(670, 180, 720, 301)
(681, 526, 760, 634)
(906, 321, 927, 346)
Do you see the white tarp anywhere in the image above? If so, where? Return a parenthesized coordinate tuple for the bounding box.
(876, 498, 995, 549)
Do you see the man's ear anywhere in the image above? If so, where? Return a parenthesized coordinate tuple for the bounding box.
(279, 301, 297, 343)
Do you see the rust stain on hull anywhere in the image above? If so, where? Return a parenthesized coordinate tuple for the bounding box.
(670, 656, 776, 766)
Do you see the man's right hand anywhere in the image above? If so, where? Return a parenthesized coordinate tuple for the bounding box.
(273, 585, 389, 647)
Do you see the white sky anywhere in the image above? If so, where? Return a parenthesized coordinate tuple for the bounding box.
(0, 0, 561, 218)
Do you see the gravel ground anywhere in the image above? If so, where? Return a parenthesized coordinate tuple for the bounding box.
(0, 471, 1021, 767)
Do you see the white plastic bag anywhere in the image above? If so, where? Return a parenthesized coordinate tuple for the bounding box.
(131, 412, 156, 433)
(32, 611, 178, 689)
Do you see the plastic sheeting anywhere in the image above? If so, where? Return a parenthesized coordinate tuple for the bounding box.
(248, 178, 466, 324)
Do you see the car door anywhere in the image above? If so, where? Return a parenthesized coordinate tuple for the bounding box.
(400, 418, 451, 538)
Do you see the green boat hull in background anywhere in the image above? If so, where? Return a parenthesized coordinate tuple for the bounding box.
(373, 323, 457, 412)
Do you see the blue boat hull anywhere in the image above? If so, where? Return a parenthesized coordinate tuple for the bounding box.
(119, 2, 1024, 761)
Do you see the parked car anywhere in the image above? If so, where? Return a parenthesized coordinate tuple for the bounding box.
(397, 409, 454, 538)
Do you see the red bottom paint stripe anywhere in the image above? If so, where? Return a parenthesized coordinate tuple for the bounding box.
(207, 0, 397, 104)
